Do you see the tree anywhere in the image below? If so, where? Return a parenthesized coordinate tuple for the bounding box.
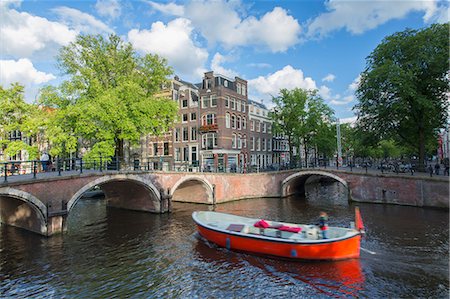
(271, 88, 308, 167)
(270, 88, 335, 167)
(40, 34, 178, 160)
(303, 92, 335, 166)
(0, 84, 39, 160)
(355, 23, 449, 171)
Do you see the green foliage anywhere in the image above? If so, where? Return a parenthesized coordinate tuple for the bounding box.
(0, 84, 40, 161)
(355, 23, 449, 169)
(40, 34, 178, 158)
(270, 88, 335, 164)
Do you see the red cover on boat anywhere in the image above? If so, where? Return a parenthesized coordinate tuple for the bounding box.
(254, 220, 270, 228)
(278, 225, 302, 233)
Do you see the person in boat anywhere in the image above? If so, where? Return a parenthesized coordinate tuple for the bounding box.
(318, 211, 328, 239)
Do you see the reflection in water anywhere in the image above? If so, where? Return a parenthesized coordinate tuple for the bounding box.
(0, 181, 448, 298)
(194, 237, 364, 298)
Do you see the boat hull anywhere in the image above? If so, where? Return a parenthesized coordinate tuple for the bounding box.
(196, 223, 361, 261)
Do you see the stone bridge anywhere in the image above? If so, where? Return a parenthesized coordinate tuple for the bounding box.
(0, 169, 448, 236)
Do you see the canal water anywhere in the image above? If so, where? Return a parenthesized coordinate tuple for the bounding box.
(0, 182, 448, 298)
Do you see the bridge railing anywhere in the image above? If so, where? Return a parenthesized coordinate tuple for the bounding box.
(0, 156, 123, 182)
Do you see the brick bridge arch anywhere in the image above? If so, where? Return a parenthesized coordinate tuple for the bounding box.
(281, 170, 349, 197)
(0, 187, 48, 234)
(67, 174, 162, 213)
(170, 176, 214, 204)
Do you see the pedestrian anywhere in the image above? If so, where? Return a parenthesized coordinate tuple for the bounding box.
(318, 211, 328, 239)
(434, 163, 440, 175)
(444, 158, 450, 176)
(427, 165, 433, 177)
(40, 152, 49, 172)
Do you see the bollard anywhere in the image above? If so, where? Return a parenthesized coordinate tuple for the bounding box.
(33, 160, 37, 178)
(80, 158, 83, 174)
(100, 155, 103, 172)
(3, 162, 7, 182)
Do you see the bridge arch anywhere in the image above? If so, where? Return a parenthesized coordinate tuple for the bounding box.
(281, 170, 349, 197)
(0, 187, 47, 234)
(67, 174, 161, 213)
(170, 176, 214, 204)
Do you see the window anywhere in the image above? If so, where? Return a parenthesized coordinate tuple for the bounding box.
(202, 96, 209, 108)
(225, 113, 230, 128)
(224, 80, 228, 87)
(231, 115, 236, 129)
(153, 143, 158, 156)
(242, 85, 246, 96)
(232, 134, 237, 149)
(172, 90, 178, 101)
(183, 127, 189, 141)
(243, 135, 247, 148)
(262, 138, 266, 151)
(242, 103, 246, 113)
(225, 96, 229, 108)
(183, 147, 189, 161)
(191, 146, 197, 163)
(175, 148, 181, 161)
(237, 83, 241, 94)
(251, 137, 255, 151)
(231, 98, 235, 110)
(202, 113, 217, 125)
(164, 142, 169, 156)
(237, 101, 241, 112)
(175, 128, 180, 142)
(237, 134, 242, 149)
(211, 95, 217, 107)
(268, 139, 272, 151)
(191, 127, 197, 141)
(182, 98, 188, 108)
(250, 120, 254, 131)
(190, 112, 197, 121)
(268, 124, 272, 133)
(202, 133, 217, 149)
(204, 78, 212, 89)
(182, 114, 188, 122)
(256, 121, 260, 132)
(256, 137, 260, 151)
(242, 117, 246, 129)
(237, 116, 241, 130)
(263, 123, 266, 133)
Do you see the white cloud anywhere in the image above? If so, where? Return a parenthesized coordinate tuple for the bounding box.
(330, 95, 355, 106)
(307, 0, 440, 38)
(0, 59, 55, 85)
(340, 116, 357, 124)
(322, 73, 336, 82)
(247, 63, 271, 69)
(128, 18, 208, 80)
(248, 65, 317, 101)
(95, 0, 122, 19)
(148, 1, 184, 16)
(0, 58, 56, 101)
(211, 53, 238, 78)
(348, 75, 361, 91)
(52, 6, 114, 35)
(153, 1, 301, 52)
(0, 6, 77, 58)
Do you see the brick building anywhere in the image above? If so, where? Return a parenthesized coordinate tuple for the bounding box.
(198, 71, 249, 172)
(248, 100, 272, 170)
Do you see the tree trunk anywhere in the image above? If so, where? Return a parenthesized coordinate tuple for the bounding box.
(288, 136, 294, 169)
(418, 128, 426, 172)
(303, 138, 308, 168)
(115, 138, 124, 162)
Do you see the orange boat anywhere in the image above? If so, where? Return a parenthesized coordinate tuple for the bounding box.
(192, 208, 365, 261)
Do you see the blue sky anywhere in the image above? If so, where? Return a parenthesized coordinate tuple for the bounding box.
(0, 0, 448, 122)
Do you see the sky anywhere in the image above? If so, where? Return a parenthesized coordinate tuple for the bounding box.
(0, 0, 448, 122)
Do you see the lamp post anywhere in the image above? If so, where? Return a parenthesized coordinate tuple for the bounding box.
(336, 118, 342, 168)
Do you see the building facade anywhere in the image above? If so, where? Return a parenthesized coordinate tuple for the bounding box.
(198, 71, 249, 172)
(248, 100, 272, 171)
